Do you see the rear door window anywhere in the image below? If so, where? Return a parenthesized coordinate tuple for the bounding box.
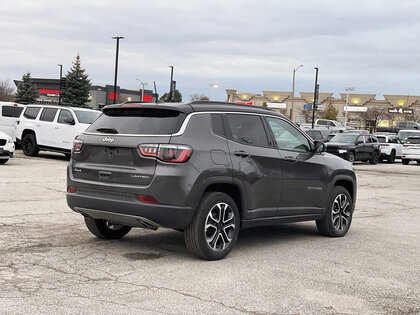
(87, 108, 186, 134)
(40, 108, 58, 122)
(23, 107, 41, 120)
(224, 114, 269, 147)
(2, 106, 24, 118)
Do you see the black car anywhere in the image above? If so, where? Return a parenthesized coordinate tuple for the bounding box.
(303, 129, 331, 142)
(67, 101, 357, 260)
(326, 133, 380, 164)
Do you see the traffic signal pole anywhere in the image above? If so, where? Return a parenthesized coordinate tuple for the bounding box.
(311, 67, 319, 128)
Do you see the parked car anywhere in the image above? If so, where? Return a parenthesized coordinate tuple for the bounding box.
(377, 121, 420, 133)
(401, 136, 420, 165)
(67, 101, 357, 260)
(16, 105, 101, 158)
(375, 134, 402, 163)
(397, 129, 420, 142)
(326, 133, 380, 164)
(327, 129, 369, 142)
(300, 119, 347, 133)
(0, 130, 15, 164)
(0, 102, 25, 141)
(303, 129, 331, 142)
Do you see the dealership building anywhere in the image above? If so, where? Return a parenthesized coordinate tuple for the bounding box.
(226, 89, 419, 129)
(13, 78, 158, 109)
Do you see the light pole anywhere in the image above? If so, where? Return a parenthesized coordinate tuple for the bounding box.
(210, 83, 218, 99)
(290, 64, 303, 122)
(57, 64, 62, 105)
(112, 36, 124, 104)
(137, 78, 148, 102)
(344, 87, 355, 128)
(169, 66, 174, 102)
(311, 67, 319, 129)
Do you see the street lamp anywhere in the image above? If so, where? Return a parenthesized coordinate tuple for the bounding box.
(344, 87, 355, 128)
(137, 78, 148, 102)
(290, 64, 303, 122)
(112, 36, 124, 104)
(57, 64, 62, 105)
(210, 83, 218, 99)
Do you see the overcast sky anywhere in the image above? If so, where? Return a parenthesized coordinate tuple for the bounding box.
(1, 0, 420, 101)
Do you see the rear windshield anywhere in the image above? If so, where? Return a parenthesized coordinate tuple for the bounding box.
(74, 110, 101, 124)
(398, 131, 420, 139)
(376, 136, 386, 143)
(87, 108, 186, 135)
(407, 137, 420, 144)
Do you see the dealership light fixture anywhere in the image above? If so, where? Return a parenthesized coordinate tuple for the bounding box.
(344, 87, 355, 128)
(137, 78, 148, 102)
(290, 64, 304, 122)
(210, 83, 218, 95)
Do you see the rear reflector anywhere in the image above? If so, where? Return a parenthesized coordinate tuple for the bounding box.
(137, 195, 158, 204)
(67, 186, 77, 193)
(138, 144, 192, 163)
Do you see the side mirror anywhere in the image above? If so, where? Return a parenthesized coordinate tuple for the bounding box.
(64, 117, 75, 125)
(313, 141, 326, 153)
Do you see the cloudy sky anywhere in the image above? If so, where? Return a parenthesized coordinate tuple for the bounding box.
(1, 0, 420, 101)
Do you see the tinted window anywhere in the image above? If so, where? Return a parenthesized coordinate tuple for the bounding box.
(211, 114, 225, 137)
(317, 120, 327, 125)
(377, 136, 386, 143)
(266, 117, 311, 152)
(224, 114, 269, 147)
(58, 109, 74, 124)
(407, 137, 420, 144)
(366, 136, 373, 143)
(40, 108, 58, 122)
(306, 130, 323, 140)
(329, 134, 358, 143)
(74, 110, 101, 124)
(23, 107, 41, 120)
(399, 122, 407, 128)
(87, 108, 185, 135)
(2, 106, 24, 118)
(371, 137, 378, 143)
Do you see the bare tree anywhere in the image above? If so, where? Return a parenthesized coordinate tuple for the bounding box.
(0, 78, 15, 101)
(360, 107, 391, 128)
(190, 93, 210, 101)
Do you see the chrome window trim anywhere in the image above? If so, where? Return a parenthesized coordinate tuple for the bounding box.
(83, 111, 314, 144)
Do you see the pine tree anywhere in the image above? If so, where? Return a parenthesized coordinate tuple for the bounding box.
(160, 89, 182, 102)
(61, 54, 91, 107)
(15, 72, 38, 104)
(323, 102, 338, 120)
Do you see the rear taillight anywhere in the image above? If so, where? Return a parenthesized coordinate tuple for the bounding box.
(138, 144, 192, 163)
(72, 139, 84, 153)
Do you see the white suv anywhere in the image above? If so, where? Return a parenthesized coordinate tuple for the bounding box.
(0, 102, 25, 141)
(402, 137, 420, 165)
(375, 134, 402, 163)
(0, 130, 15, 164)
(16, 105, 101, 158)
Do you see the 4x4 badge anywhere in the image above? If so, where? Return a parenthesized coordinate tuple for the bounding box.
(102, 137, 115, 143)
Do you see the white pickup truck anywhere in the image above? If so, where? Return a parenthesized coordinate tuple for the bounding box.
(16, 105, 101, 158)
(300, 119, 347, 133)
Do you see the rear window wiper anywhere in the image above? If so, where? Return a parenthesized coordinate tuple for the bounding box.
(96, 127, 118, 134)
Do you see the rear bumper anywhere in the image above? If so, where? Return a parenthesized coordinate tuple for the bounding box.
(67, 190, 194, 229)
(401, 154, 420, 160)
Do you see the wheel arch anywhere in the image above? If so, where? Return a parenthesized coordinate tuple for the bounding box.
(332, 176, 356, 202)
(22, 129, 36, 140)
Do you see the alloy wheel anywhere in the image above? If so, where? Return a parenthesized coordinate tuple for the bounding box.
(331, 194, 351, 231)
(204, 202, 236, 251)
(23, 138, 33, 154)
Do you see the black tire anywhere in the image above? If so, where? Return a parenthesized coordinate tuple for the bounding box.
(22, 134, 39, 157)
(387, 150, 396, 164)
(64, 153, 71, 160)
(316, 186, 353, 237)
(184, 192, 240, 260)
(0, 159, 8, 164)
(402, 159, 409, 165)
(417, 161, 420, 165)
(369, 151, 379, 165)
(84, 217, 131, 239)
(346, 152, 355, 164)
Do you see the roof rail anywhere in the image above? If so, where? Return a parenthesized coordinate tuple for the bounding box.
(189, 100, 276, 112)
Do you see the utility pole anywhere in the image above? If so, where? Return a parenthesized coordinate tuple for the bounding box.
(57, 64, 62, 105)
(290, 64, 303, 122)
(311, 67, 319, 129)
(169, 66, 174, 102)
(112, 36, 124, 104)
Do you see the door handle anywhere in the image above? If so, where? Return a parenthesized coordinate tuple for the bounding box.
(284, 156, 297, 163)
(98, 171, 111, 178)
(36, 124, 41, 127)
(54, 127, 60, 129)
(234, 151, 250, 158)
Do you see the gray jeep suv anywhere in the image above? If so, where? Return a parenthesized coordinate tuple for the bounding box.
(67, 101, 357, 260)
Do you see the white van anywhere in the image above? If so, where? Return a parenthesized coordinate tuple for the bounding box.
(0, 102, 25, 141)
(16, 105, 101, 158)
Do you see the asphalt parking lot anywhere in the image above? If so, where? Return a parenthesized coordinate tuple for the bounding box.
(0, 151, 419, 314)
